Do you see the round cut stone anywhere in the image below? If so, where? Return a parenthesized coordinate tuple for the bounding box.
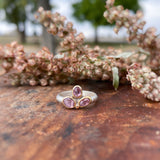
(73, 86, 82, 98)
(63, 97, 75, 108)
(79, 97, 91, 107)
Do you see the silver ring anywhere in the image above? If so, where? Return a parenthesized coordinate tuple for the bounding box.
(56, 85, 98, 109)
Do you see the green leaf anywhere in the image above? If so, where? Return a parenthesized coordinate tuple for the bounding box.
(112, 67, 119, 90)
(109, 52, 134, 59)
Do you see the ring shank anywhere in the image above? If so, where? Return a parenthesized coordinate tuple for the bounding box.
(56, 90, 98, 103)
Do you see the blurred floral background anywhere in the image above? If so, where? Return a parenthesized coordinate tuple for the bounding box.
(0, 0, 160, 53)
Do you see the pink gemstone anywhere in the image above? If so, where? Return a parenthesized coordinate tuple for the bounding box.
(79, 98, 91, 107)
(63, 98, 75, 108)
(73, 86, 82, 98)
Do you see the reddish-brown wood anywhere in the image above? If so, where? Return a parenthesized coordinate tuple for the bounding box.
(0, 78, 160, 160)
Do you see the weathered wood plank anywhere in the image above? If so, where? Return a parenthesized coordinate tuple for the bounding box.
(0, 79, 160, 160)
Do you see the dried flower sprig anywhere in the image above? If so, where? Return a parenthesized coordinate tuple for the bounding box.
(127, 63, 160, 101)
(104, 0, 160, 70)
(35, 6, 134, 86)
(0, 41, 130, 88)
(36, 7, 85, 55)
(0, 2, 160, 102)
(103, 0, 160, 101)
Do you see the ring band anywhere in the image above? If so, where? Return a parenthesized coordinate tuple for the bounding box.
(56, 85, 98, 109)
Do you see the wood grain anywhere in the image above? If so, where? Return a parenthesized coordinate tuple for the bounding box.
(0, 78, 160, 160)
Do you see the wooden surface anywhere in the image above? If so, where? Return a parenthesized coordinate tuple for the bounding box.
(0, 79, 160, 160)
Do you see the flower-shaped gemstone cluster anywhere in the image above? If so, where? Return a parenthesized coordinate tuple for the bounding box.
(63, 85, 91, 109)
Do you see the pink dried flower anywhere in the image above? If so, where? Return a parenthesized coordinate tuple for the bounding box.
(127, 64, 160, 101)
(40, 79, 48, 86)
(29, 79, 37, 86)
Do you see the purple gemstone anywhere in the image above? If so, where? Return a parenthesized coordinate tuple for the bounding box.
(63, 98, 75, 108)
(73, 86, 82, 98)
(79, 98, 91, 107)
